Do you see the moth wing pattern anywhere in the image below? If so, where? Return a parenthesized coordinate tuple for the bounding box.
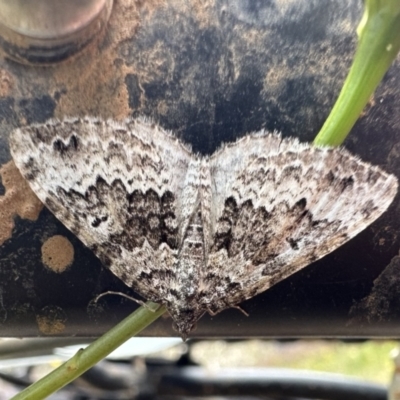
(9, 117, 195, 301)
(9, 118, 399, 337)
(205, 132, 398, 313)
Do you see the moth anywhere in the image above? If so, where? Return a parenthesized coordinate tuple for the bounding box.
(9, 117, 398, 338)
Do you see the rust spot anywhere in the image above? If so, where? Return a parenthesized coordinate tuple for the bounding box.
(0, 69, 14, 97)
(0, 161, 43, 245)
(41, 235, 74, 273)
(52, 0, 165, 120)
(372, 225, 398, 253)
(36, 305, 67, 335)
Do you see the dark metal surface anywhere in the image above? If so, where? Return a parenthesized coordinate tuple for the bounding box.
(0, 0, 399, 338)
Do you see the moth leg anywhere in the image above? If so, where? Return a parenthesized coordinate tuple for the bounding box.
(231, 304, 249, 317)
(206, 308, 218, 316)
(207, 304, 249, 317)
(94, 291, 152, 310)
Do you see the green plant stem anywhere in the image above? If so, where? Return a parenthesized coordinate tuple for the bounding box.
(314, 0, 400, 147)
(11, 302, 166, 400)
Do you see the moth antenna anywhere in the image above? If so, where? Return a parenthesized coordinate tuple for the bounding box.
(94, 291, 151, 310)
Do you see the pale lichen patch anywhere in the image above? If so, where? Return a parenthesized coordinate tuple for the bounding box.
(36, 305, 67, 335)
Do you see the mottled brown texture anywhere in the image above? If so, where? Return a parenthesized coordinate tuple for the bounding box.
(0, 160, 43, 245)
(10, 117, 398, 338)
(41, 235, 74, 273)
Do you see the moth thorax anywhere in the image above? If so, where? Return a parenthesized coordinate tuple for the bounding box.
(176, 209, 205, 298)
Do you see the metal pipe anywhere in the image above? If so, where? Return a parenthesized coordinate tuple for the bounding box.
(0, 0, 113, 64)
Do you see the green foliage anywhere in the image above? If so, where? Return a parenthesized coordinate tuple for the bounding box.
(314, 0, 400, 146)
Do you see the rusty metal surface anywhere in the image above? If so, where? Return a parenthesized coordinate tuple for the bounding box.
(0, 0, 400, 338)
